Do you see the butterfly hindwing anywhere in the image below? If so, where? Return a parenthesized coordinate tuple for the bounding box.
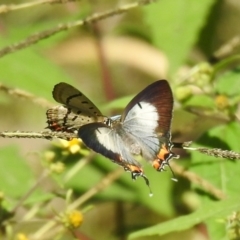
(52, 82, 102, 117)
(78, 122, 142, 171)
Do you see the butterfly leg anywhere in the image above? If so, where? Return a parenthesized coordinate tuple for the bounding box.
(124, 164, 152, 196)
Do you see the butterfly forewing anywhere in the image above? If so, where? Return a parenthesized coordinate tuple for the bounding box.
(122, 80, 173, 137)
(121, 80, 174, 162)
(46, 82, 106, 132)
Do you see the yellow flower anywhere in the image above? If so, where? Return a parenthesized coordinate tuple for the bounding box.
(65, 210, 83, 228)
(15, 233, 28, 240)
(59, 138, 81, 154)
(50, 161, 65, 174)
(215, 94, 229, 110)
(44, 150, 56, 163)
(227, 211, 240, 239)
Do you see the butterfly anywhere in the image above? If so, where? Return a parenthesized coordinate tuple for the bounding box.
(46, 80, 179, 194)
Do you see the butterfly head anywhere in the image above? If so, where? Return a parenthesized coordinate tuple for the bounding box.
(102, 115, 121, 128)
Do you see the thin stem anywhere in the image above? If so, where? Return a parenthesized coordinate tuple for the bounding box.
(0, 83, 53, 108)
(213, 35, 240, 61)
(185, 146, 240, 160)
(0, 130, 77, 141)
(33, 219, 57, 239)
(0, 0, 80, 14)
(63, 152, 95, 182)
(0, 0, 154, 58)
(213, 55, 240, 75)
(13, 170, 50, 213)
(68, 168, 123, 210)
(92, 24, 115, 101)
(32, 168, 123, 239)
(171, 162, 226, 200)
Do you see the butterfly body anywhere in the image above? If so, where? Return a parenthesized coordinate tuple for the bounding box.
(47, 80, 178, 188)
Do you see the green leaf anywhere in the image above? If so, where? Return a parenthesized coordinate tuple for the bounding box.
(0, 146, 35, 198)
(64, 154, 138, 202)
(128, 122, 240, 239)
(215, 67, 240, 96)
(103, 95, 133, 111)
(129, 196, 240, 239)
(207, 122, 240, 150)
(206, 215, 228, 240)
(144, 0, 217, 74)
(190, 122, 240, 197)
(129, 164, 177, 216)
(0, 39, 74, 100)
(65, 154, 176, 216)
(184, 94, 215, 109)
(188, 122, 240, 240)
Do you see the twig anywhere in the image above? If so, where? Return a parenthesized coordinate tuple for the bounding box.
(0, 0, 154, 58)
(68, 168, 123, 210)
(63, 152, 95, 182)
(2, 130, 239, 173)
(0, 83, 53, 108)
(12, 170, 50, 213)
(92, 24, 116, 101)
(171, 162, 226, 200)
(212, 35, 240, 61)
(0, 0, 80, 14)
(0, 130, 77, 141)
(184, 146, 240, 160)
(1, 130, 231, 200)
(172, 141, 240, 199)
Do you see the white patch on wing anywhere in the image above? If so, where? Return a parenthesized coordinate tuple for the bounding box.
(95, 127, 117, 153)
(123, 102, 160, 161)
(94, 126, 141, 167)
(92, 102, 161, 166)
(124, 102, 159, 131)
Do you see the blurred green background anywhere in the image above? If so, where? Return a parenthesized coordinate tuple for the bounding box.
(0, 0, 240, 240)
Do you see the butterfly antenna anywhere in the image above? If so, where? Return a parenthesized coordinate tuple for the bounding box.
(142, 174, 153, 197)
(172, 141, 192, 148)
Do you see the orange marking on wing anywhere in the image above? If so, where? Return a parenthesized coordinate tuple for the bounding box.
(157, 143, 169, 160)
(49, 122, 64, 131)
(126, 164, 143, 174)
(152, 143, 170, 170)
(152, 159, 161, 170)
